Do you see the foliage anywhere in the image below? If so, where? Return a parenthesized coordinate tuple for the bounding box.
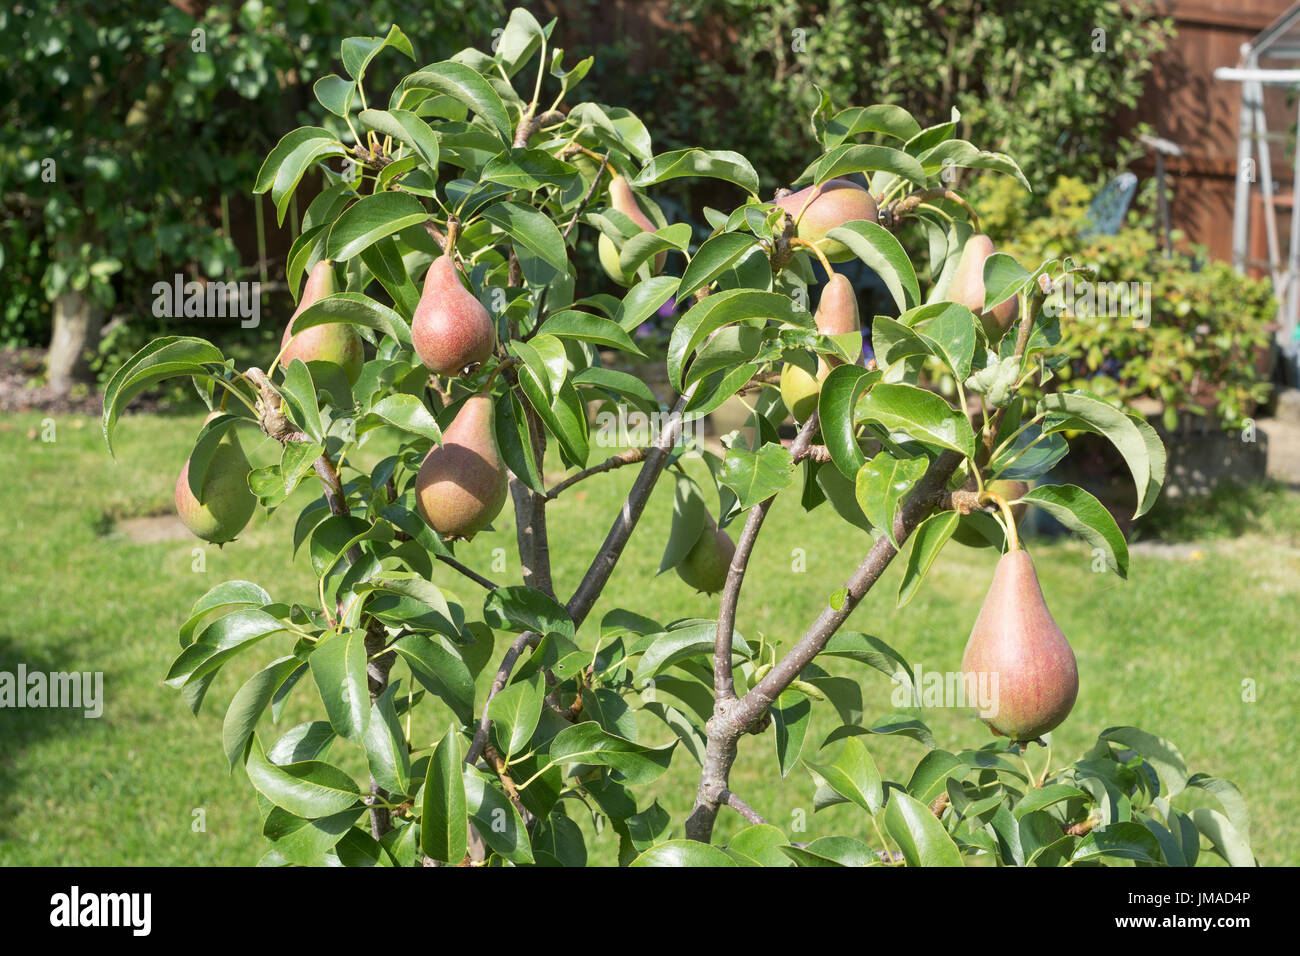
(102, 7, 1251, 867)
(0, 0, 506, 347)
(979, 177, 1276, 430)
(571, 0, 1170, 198)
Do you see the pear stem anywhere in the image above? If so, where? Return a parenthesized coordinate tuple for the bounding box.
(978, 490, 1020, 552)
(789, 237, 834, 280)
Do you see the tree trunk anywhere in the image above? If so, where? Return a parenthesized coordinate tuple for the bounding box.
(46, 290, 102, 396)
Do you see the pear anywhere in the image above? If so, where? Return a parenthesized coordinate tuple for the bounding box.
(774, 178, 879, 262)
(598, 173, 665, 284)
(779, 272, 862, 422)
(411, 255, 497, 377)
(989, 479, 1029, 523)
(415, 393, 508, 540)
(961, 550, 1078, 742)
(280, 260, 364, 384)
(675, 515, 736, 594)
(949, 234, 1019, 340)
(174, 413, 257, 544)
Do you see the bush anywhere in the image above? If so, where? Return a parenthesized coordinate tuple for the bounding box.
(980, 177, 1276, 430)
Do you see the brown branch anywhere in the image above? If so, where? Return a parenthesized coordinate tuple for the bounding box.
(483, 743, 535, 827)
(719, 788, 767, 826)
(466, 630, 540, 766)
(560, 152, 611, 242)
(882, 187, 980, 233)
(545, 447, 647, 499)
(714, 413, 821, 702)
(686, 448, 965, 842)
(435, 554, 499, 591)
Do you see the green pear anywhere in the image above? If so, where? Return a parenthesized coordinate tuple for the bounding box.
(174, 413, 257, 544)
(411, 254, 497, 376)
(949, 233, 1019, 340)
(988, 479, 1029, 523)
(280, 259, 364, 384)
(675, 516, 736, 594)
(774, 178, 879, 262)
(415, 393, 508, 540)
(598, 173, 664, 284)
(961, 549, 1078, 742)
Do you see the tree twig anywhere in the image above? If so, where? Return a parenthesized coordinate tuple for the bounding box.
(435, 553, 499, 591)
(713, 412, 820, 701)
(545, 447, 647, 499)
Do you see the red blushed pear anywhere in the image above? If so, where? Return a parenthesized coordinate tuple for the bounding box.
(598, 173, 666, 284)
(779, 271, 862, 421)
(279, 259, 364, 383)
(411, 254, 497, 376)
(948, 233, 1019, 340)
(774, 178, 879, 262)
(415, 393, 508, 541)
(961, 545, 1078, 744)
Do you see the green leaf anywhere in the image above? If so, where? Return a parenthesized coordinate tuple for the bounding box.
(631, 148, 759, 196)
(341, 26, 414, 81)
(1020, 484, 1129, 578)
(859, 383, 975, 457)
(719, 444, 795, 509)
(773, 690, 810, 777)
(420, 726, 468, 864)
(166, 608, 287, 687)
(102, 336, 226, 455)
(488, 674, 545, 758)
(262, 806, 363, 865)
(363, 684, 411, 797)
(278, 359, 323, 442)
(392, 635, 475, 725)
(222, 656, 305, 768)
(483, 587, 575, 639)
(404, 63, 512, 141)
(326, 192, 430, 262)
(855, 451, 928, 550)
(244, 736, 360, 819)
(1186, 774, 1251, 846)
(1013, 784, 1088, 819)
(481, 201, 569, 273)
(495, 6, 547, 76)
(807, 143, 927, 189)
(726, 824, 794, 867)
(464, 767, 534, 863)
(1100, 726, 1187, 799)
(634, 621, 748, 684)
(285, 292, 411, 347)
(1189, 809, 1255, 867)
(630, 840, 739, 867)
(313, 74, 356, 117)
(359, 393, 442, 444)
(358, 108, 439, 171)
(817, 364, 881, 478)
(254, 126, 336, 194)
(1041, 392, 1157, 517)
(884, 791, 964, 866)
(309, 629, 371, 744)
(537, 310, 645, 355)
(897, 510, 959, 607)
(804, 736, 884, 813)
(822, 104, 922, 146)
(177, 580, 273, 647)
(825, 221, 921, 313)
(1071, 821, 1166, 864)
(678, 232, 760, 300)
(548, 722, 676, 785)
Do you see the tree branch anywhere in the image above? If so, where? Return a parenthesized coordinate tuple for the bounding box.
(720, 788, 767, 826)
(545, 447, 647, 499)
(435, 553, 499, 591)
(686, 448, 965, 842)
(714, 413, 820, 701)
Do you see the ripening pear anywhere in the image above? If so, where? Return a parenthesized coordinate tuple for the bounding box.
(174, 413, 257, 545)
(774, 178, 879, 262)
(961, 550, 1078, 742)
(989, 479, 1029, 523)
(411, 255, 497, 376)
(598, 173, 665, 284)
(949, 234, 1019, 340)
(415, 393, 508, 540)
(280, 260, 364, 384)
(779, 272, 862, 422)
(675, 515, 736, 595)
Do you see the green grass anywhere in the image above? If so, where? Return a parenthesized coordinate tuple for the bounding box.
(1, 409, 1296, 865)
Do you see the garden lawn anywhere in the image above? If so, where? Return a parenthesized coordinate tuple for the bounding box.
(1, 409, 1295, 865)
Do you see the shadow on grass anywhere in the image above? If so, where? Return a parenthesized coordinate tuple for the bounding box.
(0, 634, 106, 845)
